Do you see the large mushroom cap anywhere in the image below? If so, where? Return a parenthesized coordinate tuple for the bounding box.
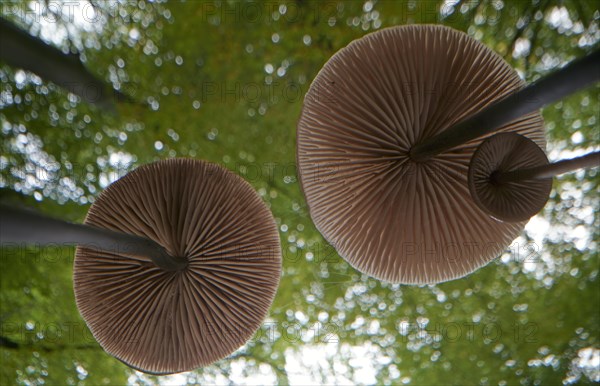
(297, 25, 545, 284)
(469, 132, 553, 222)
(74, 158, 281, 374)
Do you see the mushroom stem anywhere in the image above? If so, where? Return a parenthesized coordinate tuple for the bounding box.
(410, 49, 600, 162)
(492, 151, 600, 184)
(0, 205, 187, 271)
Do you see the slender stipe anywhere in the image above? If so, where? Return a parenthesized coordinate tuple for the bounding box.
(492, 151, 600, 184)
(410, 49, 600, 162)
(0, 205, 187, 271)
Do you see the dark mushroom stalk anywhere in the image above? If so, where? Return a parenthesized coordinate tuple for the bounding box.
(0, 205, 187, 271)
(410, 49, 600, 162)
(492, 151, 600, 184)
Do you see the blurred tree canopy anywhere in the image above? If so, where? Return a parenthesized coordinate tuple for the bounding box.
(0, 0, 598, 385)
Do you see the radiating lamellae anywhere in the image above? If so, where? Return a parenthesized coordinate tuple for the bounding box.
(297, 25, 545, 284)
(74, 158, 281, 374)
(469, 133, 553, 223)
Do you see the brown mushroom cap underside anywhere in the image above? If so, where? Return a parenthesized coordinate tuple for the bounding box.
(74, 158, 281, 375)
(297, 25, 546, 284)
(469, 133, 553, 223)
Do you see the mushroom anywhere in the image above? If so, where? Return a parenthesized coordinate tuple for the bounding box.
(73, 158, 281, 374)
(469, 132, 600, 222)
(297, 25, 546, 284)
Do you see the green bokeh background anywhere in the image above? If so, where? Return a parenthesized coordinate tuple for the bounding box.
(1, 1, 598, 385)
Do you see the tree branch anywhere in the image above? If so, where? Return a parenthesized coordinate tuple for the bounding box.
(0, 17, 130, 111)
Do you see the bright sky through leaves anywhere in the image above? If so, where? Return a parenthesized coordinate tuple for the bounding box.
(1, 1, 598, 385)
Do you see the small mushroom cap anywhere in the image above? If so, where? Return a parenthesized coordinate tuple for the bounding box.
(297, 25, 546, 284)
(74, 158, 281, 375)
(468, 132, 552, 222)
